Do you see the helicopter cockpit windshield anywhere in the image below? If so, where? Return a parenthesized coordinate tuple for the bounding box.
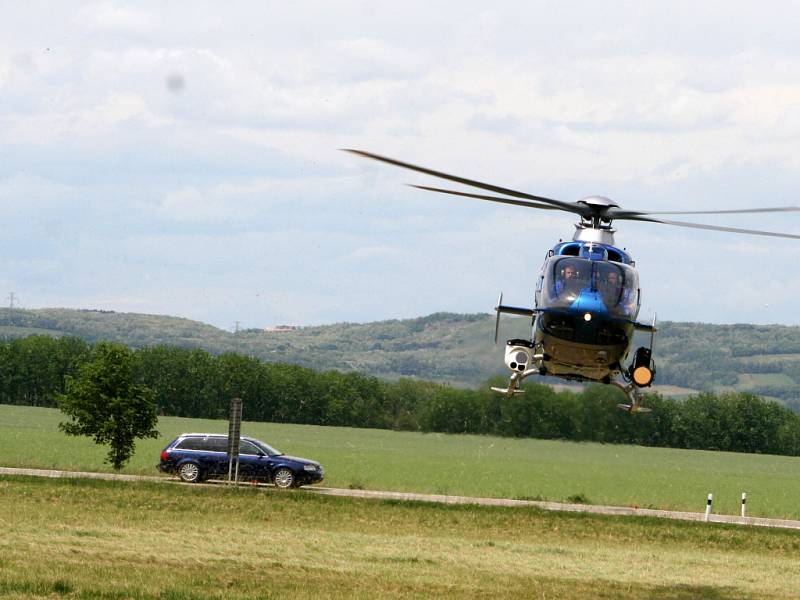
(543, 256, 639, 319)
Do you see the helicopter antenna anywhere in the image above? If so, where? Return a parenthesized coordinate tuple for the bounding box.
(494, 292, 503, 344)
(650, 314, 657, 355)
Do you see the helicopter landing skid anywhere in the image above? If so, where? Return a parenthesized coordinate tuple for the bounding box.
(492, 368, 651, 414)
(610, 381, 651, 414)
(490, 367, 542, 396)
(490, 386, 526, 395)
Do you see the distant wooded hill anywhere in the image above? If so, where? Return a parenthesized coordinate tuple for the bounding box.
(1, 307, 799, 407)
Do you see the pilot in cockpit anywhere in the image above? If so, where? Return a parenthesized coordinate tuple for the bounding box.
(554, 264, 582, 298)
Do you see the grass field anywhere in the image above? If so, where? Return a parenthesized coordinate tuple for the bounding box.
(2, 475, 800, 599)
(4, 404, 800, 519)
(737, 373, 796, 389)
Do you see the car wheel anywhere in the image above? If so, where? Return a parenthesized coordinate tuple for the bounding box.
(178, 462, 202, 483)
(273, 467, 296, 489)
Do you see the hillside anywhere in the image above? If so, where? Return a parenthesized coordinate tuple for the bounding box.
(1, 307, 800, 406)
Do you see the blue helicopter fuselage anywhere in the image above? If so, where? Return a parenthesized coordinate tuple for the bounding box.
(531, 239, 641, 382)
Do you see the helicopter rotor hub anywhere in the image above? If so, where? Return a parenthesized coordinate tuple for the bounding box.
(573, 223, 617, 245)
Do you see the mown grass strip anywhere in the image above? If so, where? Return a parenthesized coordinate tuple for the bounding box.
(1, 476, 800, 598)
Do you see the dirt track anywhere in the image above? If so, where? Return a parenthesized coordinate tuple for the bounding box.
(3, 465, 799, 531)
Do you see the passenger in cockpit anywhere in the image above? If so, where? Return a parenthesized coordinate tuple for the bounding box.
(600, 270, 622, 308)
(600, 269, 636, 315)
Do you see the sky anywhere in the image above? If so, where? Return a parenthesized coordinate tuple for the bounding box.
(3, 1, 800, 330)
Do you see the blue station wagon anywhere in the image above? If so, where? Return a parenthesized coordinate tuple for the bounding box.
(158, 433, 324, 488)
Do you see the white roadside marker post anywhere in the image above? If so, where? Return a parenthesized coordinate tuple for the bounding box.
(705, 493, 713, 522)
(741, 492, 747, 518)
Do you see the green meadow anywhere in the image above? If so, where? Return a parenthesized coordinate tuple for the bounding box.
(2, 476, 800, 599)
(3, 404, 800, 519)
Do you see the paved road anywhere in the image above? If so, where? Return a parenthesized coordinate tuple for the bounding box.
(3, 466, 799, 531)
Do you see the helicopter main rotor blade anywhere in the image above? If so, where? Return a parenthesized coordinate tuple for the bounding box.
(343, 149, 587, 216)
(628, 215, 800, 240)
(408, 184, 566, 212)
(344, 149, 800, 237)
(611, 206, 800, 218)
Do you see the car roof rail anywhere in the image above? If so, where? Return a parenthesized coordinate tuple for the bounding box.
(180, 432, 253, 439)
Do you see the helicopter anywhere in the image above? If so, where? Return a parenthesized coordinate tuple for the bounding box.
(344, 149, 800, 412)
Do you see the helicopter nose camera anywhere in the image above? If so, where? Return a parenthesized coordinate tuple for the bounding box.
(504, 340, 534, 372)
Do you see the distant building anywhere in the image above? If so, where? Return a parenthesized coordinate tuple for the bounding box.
(263, 325, 300, 332)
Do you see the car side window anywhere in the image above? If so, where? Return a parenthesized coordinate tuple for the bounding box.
(175, 438, 203, 451)
(206, 438, 227, 452)
(177, 437, 227, 452)
(239, 441, 261, 455)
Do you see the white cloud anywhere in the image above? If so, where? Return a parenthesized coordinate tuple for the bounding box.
(337, 245, 411, 265)
(2, 2, 800, 328)
(75, 3, 157, 34)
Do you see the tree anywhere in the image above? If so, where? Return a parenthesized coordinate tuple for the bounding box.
(57, 342, 159, 469)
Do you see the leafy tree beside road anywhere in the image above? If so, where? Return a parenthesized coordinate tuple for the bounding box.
(57, 342, 158, 469)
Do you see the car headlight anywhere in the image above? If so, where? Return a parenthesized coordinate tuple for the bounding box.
(303, 464, 318, 472)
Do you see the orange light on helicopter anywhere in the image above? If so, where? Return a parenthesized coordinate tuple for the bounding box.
(633, 366, 653, 387)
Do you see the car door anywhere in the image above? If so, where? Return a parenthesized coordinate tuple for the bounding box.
(200, 436, 230, 477)
(236, 439, 270, 479)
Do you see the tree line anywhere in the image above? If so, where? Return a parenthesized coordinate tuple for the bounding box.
(3, 335, 800, 456)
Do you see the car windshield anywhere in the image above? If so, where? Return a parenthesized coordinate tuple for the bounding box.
(251, 440, 282, 456)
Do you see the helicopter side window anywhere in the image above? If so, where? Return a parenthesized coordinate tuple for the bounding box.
(619, 267, 639, 317)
